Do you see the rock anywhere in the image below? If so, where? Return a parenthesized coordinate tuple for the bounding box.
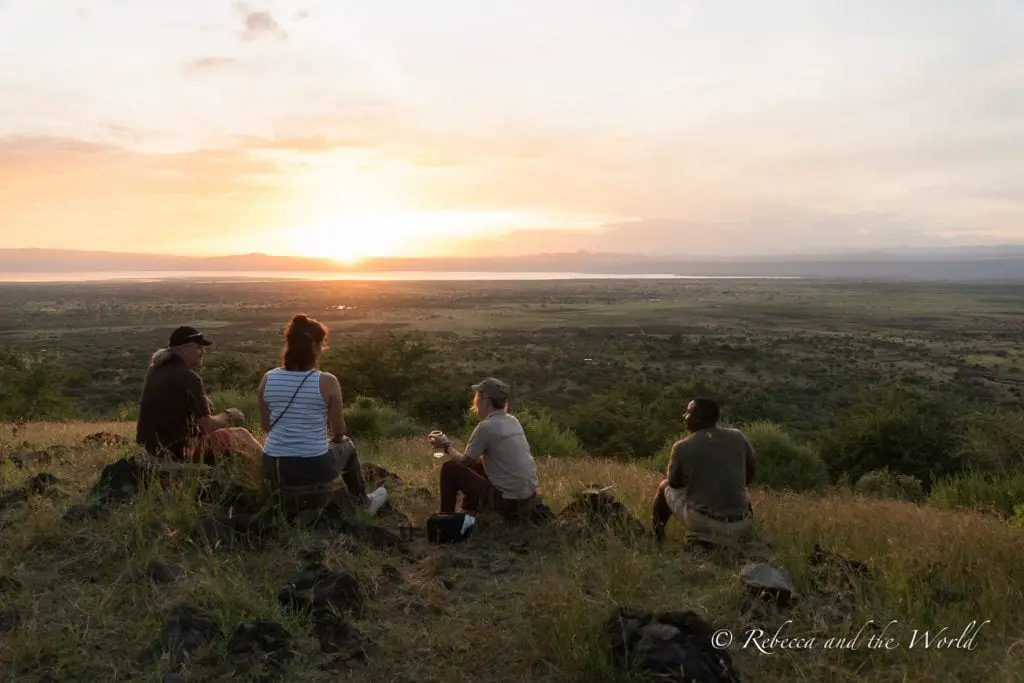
(738, 562, 797, 607)
(379, 563, 403, 584)
(409, 486, 434, 502)
(0, 608, 22, 633)
(161, 603, 221, 667)
(227, 620, 294, 677)
(278, 563, 364, 617)
(6, 450, 51, 468)
(810, 543, 869, 576)
(556, 486, 646, 539)
(92, 457, 146, 504)
(316, 615, 373, 659)
(81, 431, 129, 448)
(605, 607, 740, 683)
(361, 463, 403, 488)
(339, 521, 408, 553)
(146, 560, 182, 584)
(193, 510, 275, 549)
(27, 472, 58, 495)
(62, 503, 108, 523)
(163, 674, 186, 683)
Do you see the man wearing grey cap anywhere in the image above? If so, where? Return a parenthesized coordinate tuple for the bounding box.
(432, 377, 539, 516)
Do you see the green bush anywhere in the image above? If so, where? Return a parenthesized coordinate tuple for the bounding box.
(854, 468, 925, 501)
(929, 470, 1024, 518)
(744, 420, 829, 492)
(209, 390, 260, 431)
(517, 408, 585, 459)
(817, 388, 964, 491)
(954, 407, 1024, 473)
(0, 348, 72, 421)
(343, 396, 424, 442)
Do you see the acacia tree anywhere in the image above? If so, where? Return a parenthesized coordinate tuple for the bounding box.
(0, 348, 71, 421)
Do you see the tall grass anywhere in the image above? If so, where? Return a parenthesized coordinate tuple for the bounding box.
(4, 424, 1024, 682)
(929, 470, 1024, 518)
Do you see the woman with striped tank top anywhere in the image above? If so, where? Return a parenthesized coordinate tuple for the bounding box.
(258, 314, 388, 515)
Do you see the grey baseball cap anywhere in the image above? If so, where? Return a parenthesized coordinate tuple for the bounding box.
(472, 377, 510, 403)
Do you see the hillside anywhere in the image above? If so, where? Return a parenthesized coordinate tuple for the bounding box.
(2, 422, 1022, 683)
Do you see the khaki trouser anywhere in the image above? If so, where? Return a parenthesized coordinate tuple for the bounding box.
(664, 486, 753, 544)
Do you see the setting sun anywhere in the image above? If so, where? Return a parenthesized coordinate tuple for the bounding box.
(256, 210, 606, 263)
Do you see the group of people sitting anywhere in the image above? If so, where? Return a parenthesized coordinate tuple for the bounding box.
(135, 316, 757, 545)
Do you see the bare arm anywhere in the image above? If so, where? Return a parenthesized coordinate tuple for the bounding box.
(744, 434, 757, 485)
(667, 440, 689, 489)
(257, 372, 270, 433)
(186, 371, 234, 433)
(322, 372, 348, 442)
(441, 423, 485, 465)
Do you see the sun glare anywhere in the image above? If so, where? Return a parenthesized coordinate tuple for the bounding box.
(286, 210, 550, 263)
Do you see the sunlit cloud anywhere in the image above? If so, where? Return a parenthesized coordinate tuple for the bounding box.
(0, 0, 1021, 257)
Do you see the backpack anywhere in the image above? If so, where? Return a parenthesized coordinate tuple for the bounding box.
(426, 512, 476, 544)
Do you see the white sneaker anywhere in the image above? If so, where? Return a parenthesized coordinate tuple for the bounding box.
(366, 487, 388, 517)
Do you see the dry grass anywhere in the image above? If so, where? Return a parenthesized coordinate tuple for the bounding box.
(2, 422, 1024, 682)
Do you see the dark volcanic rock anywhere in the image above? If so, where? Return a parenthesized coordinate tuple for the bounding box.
(556, 486, 645, 538)
(227, 620, 294, 678)
(0, 608, 22, 633)
(93, 457, 146, 503)
(81, 431, 129, 448)
(193, 510, 275, 550)
(146, 560, 182, 584)
(316, 615, 374, 660)
(278, 563, 364, 617)
(339, 521, 408, 553)
(27, 472, 59, 495)
(361, 463, 403, 488)
(62, 503, 108, 523)
(605, 607, 740, 683)
(6, 450, 52, 468)
(738, 562, 797, 608)
(162, 603, 221, 667)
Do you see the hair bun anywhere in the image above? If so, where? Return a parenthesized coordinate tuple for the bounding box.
(293, 314, 308, 323)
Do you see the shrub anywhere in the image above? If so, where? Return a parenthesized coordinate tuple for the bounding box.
(854, 468, 925, 501)
(954, 407, 1024, 473)
(744, 420, 829, 493)
(817, 388, 963, 491)
(208, 390, 260, 431)
(344, 396, 423, 442)
(929, 470, 1024, 518)
(517, 408, 585, 459)
(0, 348, 72, 421)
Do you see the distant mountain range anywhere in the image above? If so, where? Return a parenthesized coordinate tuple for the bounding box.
(2, 246, 1024, 281)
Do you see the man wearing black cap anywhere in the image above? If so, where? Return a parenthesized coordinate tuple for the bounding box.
(135, 325, 261, 463)
(431, 377, 539, 516)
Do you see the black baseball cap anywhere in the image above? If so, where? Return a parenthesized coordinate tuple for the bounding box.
(168, 325, 212, 347)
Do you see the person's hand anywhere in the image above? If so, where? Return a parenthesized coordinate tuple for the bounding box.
(225, 407, 244, 423)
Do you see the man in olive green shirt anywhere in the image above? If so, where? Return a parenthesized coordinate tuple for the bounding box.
(653, 398, 756, 546)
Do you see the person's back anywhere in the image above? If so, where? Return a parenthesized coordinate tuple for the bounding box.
(474, 409, 538, 500)
(262, 367, 328, 457)
(136, 352, 208, 459)
(673, 426, 752, 518)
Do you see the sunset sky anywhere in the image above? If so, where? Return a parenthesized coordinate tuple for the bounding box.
(1, 1, 1022, 262)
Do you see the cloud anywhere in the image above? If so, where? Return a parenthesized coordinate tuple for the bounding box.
(236, 4, 286, 41)
(232, 134, 371, 152)
(0, 135, 298, 252)
(183, 57, 237, 73)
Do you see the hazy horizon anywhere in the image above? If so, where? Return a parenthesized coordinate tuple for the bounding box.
(2, 1, 1022, 261)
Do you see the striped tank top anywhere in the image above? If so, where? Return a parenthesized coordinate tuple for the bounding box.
(262, 368, 329, 458)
